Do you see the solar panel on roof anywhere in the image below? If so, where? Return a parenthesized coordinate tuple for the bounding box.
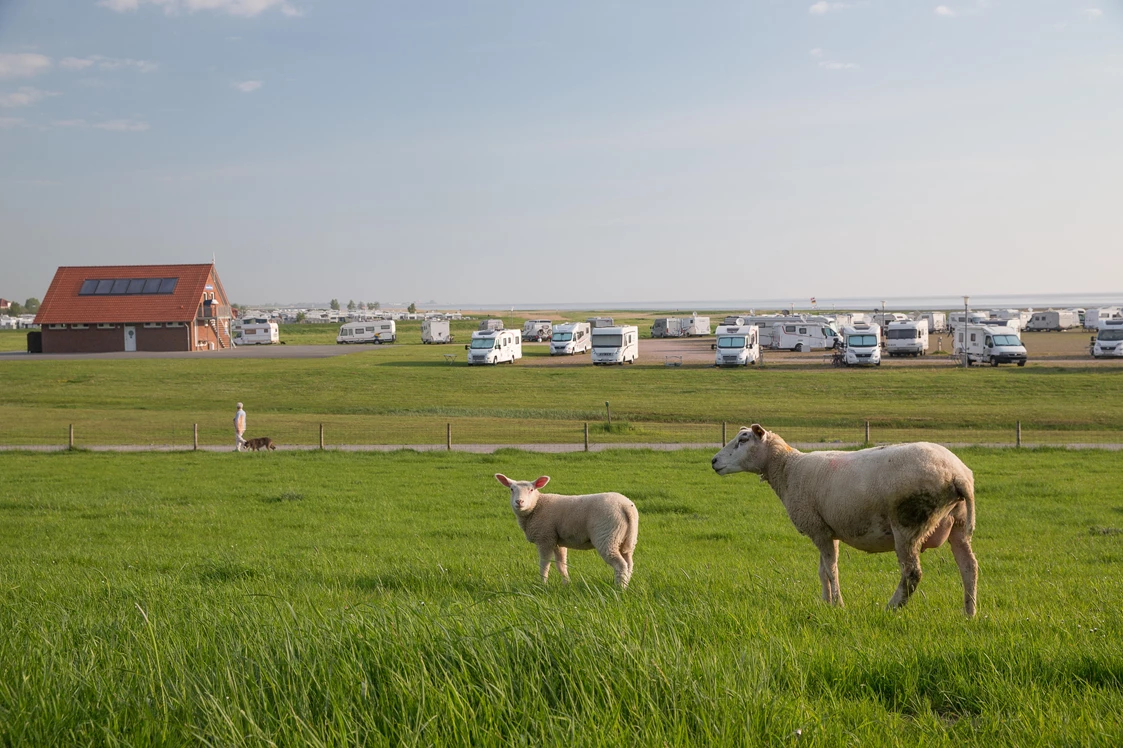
(158, 278, 178, 294)
(111, 279, 130, 294)
(78, 277, 184, 296)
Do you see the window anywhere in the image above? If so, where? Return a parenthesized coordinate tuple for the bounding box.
(49, 324, 66, 330)
(78, 277, 179, 296)
(144, 323, 162, 328)
(167, 322, 184, 328)
(97, 323, 116, 329)
(799, 327, 807, 335)
(72, 324, 89, 329)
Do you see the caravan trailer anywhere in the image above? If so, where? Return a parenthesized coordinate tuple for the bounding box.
(1086, 307, 1123, 330)
(521, 319, 552, 342)
(772, 320, 840, 352)
(587, 317, 615, 329)
(550, 322, 592, 355)
(955, 325, 1027, 366)
(650, 318, 685, 338)
(336, 320, 396, 344)
(1025, 310, 1081, 332)
(919, 311, 947, 333)
(421, 318, 453, 344)
(1092, 319, 1123, 358)
(233, 318, 279, 345)
(839, 324, 881, 366)
(714, 324, 759, 367)
(467, 329, 522, 365)
(885, 319, 928, 357)
(478, 319, 505, 332)
(591, 325, 639, 365)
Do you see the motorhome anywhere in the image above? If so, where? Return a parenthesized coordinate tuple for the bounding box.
(478, 319, 505, 332)
(586, 317, 614, 329)
(467, 329, 522, 365)
(591, 325, 639, 365)
(233, 317, 279, 345)
(840, 324, 881, 366)
(948, 311, 989, 332)
(885, 319, 928, 357)
(737, 315, 827, 348)
(1025, 310, 1080, 332)
(955, 324, 1027, 366)
(550, 322, 592, 355)
(650, 318, 684, 338)
(522, 319, 552, 342)
(771, 320, 840, 352)
(421, 317, 453, 344)
(918, 311, 948, 333)
(870, 312, 909, 331)
(1092, 319, 1123, 358)
(336, 320, 396, 344)
(985, 309, 1027, 333)
(713, 324, 759, 367)
(1086, 307, 1123, 330)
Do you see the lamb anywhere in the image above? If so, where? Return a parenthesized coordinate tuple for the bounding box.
(711, 424, 978, 616)
(494, 474, 639, 588)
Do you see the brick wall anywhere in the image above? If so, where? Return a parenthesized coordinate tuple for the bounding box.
(42, 324, 193, 353)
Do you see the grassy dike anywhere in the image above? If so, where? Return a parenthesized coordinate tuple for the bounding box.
(0, 448, 1120, 744)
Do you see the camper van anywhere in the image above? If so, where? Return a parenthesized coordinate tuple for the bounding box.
(885, 319, 929, 357)
(1092, 319, 1123, 358)
(840, 325, 881, 366)
(713, 324, 760, 367)
(550, 322, 592, 355)
(467, 329, 522, 365)
(421, 318, 453, 344)
(948, 311, 989, 333)
(337, 320, 396, 344)
(1025, 310, 1080, 332)
(650, 317, 685, 338)
(591, 325, 639, 365)
(233, 318, 279, 345)
(522, 319, 552, 342)
(772, 321, 840, 352)
(919, 311, 948, 333)
(955, 325, 1027, 366)
(586, 317, 614, 329)
(1086, 307, 1123, 330)
(478, 319, 505, 332)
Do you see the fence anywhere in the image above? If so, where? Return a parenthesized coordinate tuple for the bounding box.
(2, 417, 1121, 451)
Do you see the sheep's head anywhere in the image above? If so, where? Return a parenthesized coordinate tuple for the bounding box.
(711, 424, 771, 476)
(495, 474, 550, 516)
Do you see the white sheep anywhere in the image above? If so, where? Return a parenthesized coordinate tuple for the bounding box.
(494, 474, 639, 588)
(712, 424, 978, 616)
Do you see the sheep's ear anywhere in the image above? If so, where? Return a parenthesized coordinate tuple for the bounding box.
(495, 473, 512, 487)
(750, 424, 766, 438)
(533, 476, 550, 489)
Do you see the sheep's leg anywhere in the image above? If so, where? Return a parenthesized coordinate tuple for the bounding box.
(599, 547, 631, 588)
(888, 529, 923, 610)
(948, 509, 978, 617)
(621, 546, 634, 577)
(554, 545, 570, 584)
(815, 538, 844, 606)
(537, 544, 554, 584)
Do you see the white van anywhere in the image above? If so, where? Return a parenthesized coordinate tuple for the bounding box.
(586, 317, 614, 329)
(421, 318, 453, 344)
(919, 311, 947, 333)
(714, 324, 759, 367)
(550, 322, 592, 355)
(467, 329, 522, 365)
(773, 321, 840, 352)
(522, 319, 552, 342)
(840, 325, 881, 366)
(234, 318, 279, 345)
(955, 324, 1027, 366)
(336, 320, 396, 344)
(591, 325, 639, 365)
(885, 319, 929, 357)
(1092, 319, 1123, 358)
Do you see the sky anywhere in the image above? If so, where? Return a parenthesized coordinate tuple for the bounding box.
(1, 0, 1121, 308)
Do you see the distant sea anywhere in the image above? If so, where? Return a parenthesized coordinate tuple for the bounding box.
(432, 292, 1123, 313)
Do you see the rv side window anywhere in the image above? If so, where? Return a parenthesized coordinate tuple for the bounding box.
(785, 325, 796, 333)
(985, 337, 992, 346)
(970, 333, 977, 342)
(799, 327, 807, 335)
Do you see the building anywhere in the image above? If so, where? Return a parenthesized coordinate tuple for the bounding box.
(34, 263, 233, 353)
(0, 298, 11, 313)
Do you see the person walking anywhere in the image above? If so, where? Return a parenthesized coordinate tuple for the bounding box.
(233, 402, 247, 451)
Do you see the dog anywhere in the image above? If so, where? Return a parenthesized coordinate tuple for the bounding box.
(244, 436, 276, 451)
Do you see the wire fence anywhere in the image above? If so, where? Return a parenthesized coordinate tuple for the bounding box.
(2, 416, 1121, 451)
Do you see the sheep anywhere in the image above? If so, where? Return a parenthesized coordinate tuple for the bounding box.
(711, 424, 977, 616)
(494, 474, 639, 588)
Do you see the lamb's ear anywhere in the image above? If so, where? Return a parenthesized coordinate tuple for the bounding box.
(533, 476, 550, 489)
(750, 424, 766, 439)
(495, 473, 512, 487)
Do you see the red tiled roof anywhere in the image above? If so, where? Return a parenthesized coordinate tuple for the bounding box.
(35, 264, 223, 325)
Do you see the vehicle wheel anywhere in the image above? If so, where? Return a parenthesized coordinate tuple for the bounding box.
(795, 343, 804, 353)
(990, 357, 998, 367)
(1017, 360, 1026, 367)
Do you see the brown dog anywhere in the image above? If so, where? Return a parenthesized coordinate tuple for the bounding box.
(244, 436, 276, 451)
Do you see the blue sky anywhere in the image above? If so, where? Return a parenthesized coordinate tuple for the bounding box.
(1, 1, 1120, 307)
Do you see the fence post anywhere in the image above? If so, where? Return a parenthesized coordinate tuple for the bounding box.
(69, 424, 74, 450)
(722, 421, 727, 445)
(864, 420, 870, 445)
(447, 423, 452, 451)
(1016, 420, 1022, 448)
(319, 423, 325, 450)
(193, 423, 198, 451)
(584, 422, 589, 452)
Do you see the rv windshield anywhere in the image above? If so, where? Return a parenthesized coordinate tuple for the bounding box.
(552, 332, 573, 342)
(992, 335, 1021, 346)
(470, 338, 496, 349)
(592, 334, 623, 348)
(848, 335, 878, 347)
(717, 336, 746, 349)
(887, 329, 917, 340)
(1098, 330, 1123, 341)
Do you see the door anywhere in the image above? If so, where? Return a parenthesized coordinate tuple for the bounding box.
(124, 325, 137, 352)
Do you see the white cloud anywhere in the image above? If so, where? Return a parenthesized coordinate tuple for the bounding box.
(935, 6, 957, 17)
(809, 2, 851, 14)
(233, 80, 262, 92)
(60, 55, 158, 73)
(1082, 8, 1103, 20)
(0, 53, 52, 79)
(92, 118, 150, 131)
(97, 0, 303, 18)
(819, 60, 859, 70)
(0, 87, 59, 108)
(0, 116, 26, 128)
(809, 48, 824, 58)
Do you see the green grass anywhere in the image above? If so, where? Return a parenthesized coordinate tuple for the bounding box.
(0, 448, 1119, 744)
(0, 329, 27, 352)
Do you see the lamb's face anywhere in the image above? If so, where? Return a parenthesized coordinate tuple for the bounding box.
(495, 474, 550, 516)
(711, 424, 769, 476)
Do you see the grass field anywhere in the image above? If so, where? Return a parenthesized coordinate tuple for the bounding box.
(1, 448, 1120, 744)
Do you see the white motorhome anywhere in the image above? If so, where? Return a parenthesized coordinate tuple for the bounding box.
(885, 319, 929, 357)
(550, 322, 592, 355)
(738, 315, 826, 348)
(713, 324, 760, 367)
(232, 317, 280, 346)
(870, 312, 909, 331)
(918, 311, 947, 333)
(1025, 310, 1080, 332)
(421, 318, 453, 344)
(478, 319, 505, 332)
(467, 329, 522, 365)
(955, 324, 1027, 366)
(591, 325, 639, 365)
(948, 311, 989, 333)
(772, 320, 840, 352)
(650, 317, 684, 338)
(1092, 319, 1123, 358)
(587, 316, 615, 329)
(840, 324, 881, 366)
(521, 319, 552, 342)
(336, 320, 396, 344)
(1086, 307, 1123, 330)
